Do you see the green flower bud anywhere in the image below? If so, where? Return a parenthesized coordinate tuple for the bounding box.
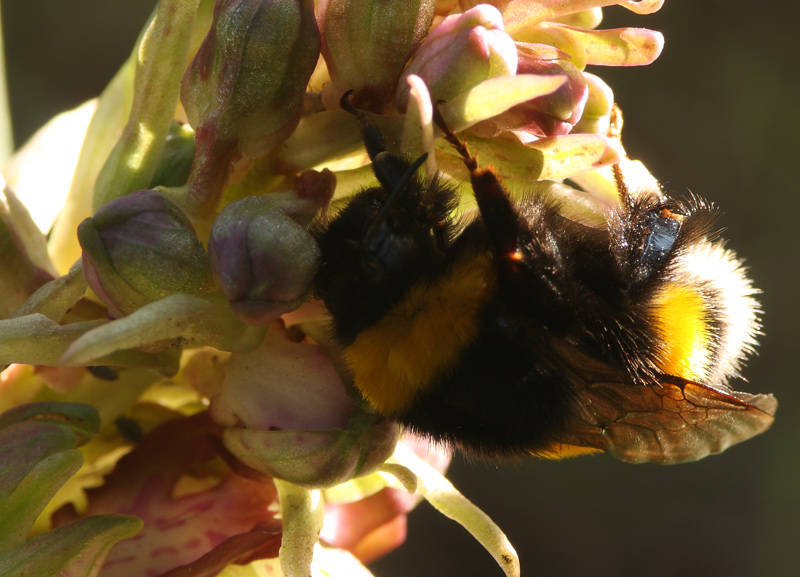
(319, 0, 435, 113)
(223, 412, 400, 488)
(208, 170, 334, 324)
(78, 190, 211, 318)
(211, 322, 401, 487)
(184, 0, 320, 155)
(181, 0, 321, 216)
(395, 4, 517, 111)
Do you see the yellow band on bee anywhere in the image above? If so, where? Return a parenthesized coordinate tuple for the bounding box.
(345, 252, 497, 414)
(652, 283, 711, 381)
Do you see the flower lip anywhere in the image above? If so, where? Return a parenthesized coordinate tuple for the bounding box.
(210, 321, 354, 432)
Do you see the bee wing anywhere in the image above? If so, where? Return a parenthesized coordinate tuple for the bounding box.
(558, 373, 777, 464)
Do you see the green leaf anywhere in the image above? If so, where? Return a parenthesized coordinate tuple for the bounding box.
(60, 293, 267, 366)
(0, 514, 143, 577)
(9, 261, 88, 322)
(0, 314, 180, 372)
(0, 402, 100, 440)
(0, 403, 100, 554)
(0, 421, 78, 506)
(0, 447, 83, 553)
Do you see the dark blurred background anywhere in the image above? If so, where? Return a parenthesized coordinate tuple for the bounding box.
(4, 1, 798, 576)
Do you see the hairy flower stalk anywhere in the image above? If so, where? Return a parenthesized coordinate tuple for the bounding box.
(0, 1, 775, 577)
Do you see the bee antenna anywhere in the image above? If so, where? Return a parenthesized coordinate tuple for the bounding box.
(364, 152, 429, 247)
(432, 105, 479, 176)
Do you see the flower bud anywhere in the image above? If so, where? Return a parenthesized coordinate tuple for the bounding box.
(78, 190, 211, 318)
(210, 322, 401, 487)
(319, 0, 435, 113)
(472, 43, 588, 139)
(181, 0, 321, 215)
(395, 4, 517, 111)
(184, 0, 320, 156)
(208, 170, 334, 324)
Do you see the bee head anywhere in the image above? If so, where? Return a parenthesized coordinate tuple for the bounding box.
(312, 94, 459, 341)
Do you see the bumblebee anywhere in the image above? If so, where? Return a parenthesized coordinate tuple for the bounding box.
(312, 95, 776, 463)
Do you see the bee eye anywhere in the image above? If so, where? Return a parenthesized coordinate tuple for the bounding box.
(641, 208, 682, 267)
(630, 205, 685, 288)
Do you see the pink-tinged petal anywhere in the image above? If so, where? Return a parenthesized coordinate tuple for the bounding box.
(320, 488, 411, 564)
(396, 5, 517, 110)
(319, 434, 450, 564)
(33, 366, 87, 393)
(437, 74, 567, 134)
(400, 432, 453, 474)
(52, 412, 281, 577)
(400, 75, 436, 170)
(500, 0, 664, 34)
(471, 43, 589, 138)
(159, 527, 282, 577)
(210, 322, 353, 432)
(536, 23, 665, 66)
(618, 0, 664, 15)
(205, 321, 401, 487)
